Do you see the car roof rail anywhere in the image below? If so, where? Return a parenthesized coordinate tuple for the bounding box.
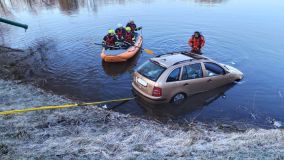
(173, 59, 194, 65)
(156, 51, 208, 60)
(172, 52, 209, 66)
(155, 52, 179, 58)
(154, 51, 209, 66)
(180, 52, 208, 60)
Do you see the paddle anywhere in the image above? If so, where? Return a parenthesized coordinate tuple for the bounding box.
(135, 26, 143, 31)
(94, 43, 120, 49)
(123, 41, 154, 55)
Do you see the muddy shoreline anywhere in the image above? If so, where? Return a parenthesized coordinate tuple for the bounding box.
(0, 44, 49, 82)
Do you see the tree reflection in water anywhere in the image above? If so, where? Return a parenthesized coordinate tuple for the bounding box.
(194, 0, 227, 4)
(0, 0, 227, 16)
(0, 0, 135, 16)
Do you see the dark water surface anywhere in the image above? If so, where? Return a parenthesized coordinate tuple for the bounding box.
(1, 0, 284, 127)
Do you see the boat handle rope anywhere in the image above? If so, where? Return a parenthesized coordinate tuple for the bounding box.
(0, 97, 135, 116)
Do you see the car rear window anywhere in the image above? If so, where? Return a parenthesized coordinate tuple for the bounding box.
(137, 60, 166, 82)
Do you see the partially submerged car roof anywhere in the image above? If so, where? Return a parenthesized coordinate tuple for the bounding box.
(150, 51, 209, 68)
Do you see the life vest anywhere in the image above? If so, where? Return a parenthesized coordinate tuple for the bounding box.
(125, 32, 134, 44)
(115, 28, 125, 39)
(189, 35, 205, 49)
(105, 35, 116, 46)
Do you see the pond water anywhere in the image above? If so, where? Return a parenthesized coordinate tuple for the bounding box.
(1, 0, 284, 128)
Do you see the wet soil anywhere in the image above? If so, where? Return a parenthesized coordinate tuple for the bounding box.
(0, 44, 49, 83)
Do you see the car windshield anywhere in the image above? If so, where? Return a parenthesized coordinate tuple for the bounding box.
(137, 60, 166, 82)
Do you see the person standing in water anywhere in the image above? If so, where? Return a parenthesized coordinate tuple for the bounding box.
(188, 31, 205, 54)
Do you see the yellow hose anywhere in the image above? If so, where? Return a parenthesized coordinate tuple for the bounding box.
(0, 97, 135, 115)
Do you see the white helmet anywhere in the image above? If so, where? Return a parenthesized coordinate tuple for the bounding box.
(117, 23, 123, 28)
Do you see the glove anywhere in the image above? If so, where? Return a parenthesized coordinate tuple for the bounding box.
(136, 27, 142, 31)
(115, 42, 121, 46)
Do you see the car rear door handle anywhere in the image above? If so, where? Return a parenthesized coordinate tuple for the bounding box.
(207, 79, 212, 82)
(183, 83, 189, 86)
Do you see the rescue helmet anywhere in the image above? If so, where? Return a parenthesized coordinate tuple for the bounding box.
(108, 29, 115, 35)
(126, 27, 131, 32)
(194, 31, 201, 38)
(117, 23, 123, 28)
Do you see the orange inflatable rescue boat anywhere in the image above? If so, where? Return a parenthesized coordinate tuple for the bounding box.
(101, 34, 143, 62)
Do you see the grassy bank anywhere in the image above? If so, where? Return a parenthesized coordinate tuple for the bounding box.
(0, 80, 284, 159)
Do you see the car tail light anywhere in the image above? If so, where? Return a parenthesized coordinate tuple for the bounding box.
(152, 87, 162, 97)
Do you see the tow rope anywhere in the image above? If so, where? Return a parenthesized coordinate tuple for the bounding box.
(0, 97, 135, 116)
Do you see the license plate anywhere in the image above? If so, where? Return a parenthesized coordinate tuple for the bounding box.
(137, 77, 147, 87)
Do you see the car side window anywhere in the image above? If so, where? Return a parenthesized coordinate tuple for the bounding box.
(181, 63, 203, 80)
(167, 68, 181, 82)
(204, 62, 225, 77)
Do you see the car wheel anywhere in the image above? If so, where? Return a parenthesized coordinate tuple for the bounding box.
(171, 93, 186, 104)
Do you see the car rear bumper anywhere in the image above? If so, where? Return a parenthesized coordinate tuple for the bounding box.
(132, 82, 167, 104)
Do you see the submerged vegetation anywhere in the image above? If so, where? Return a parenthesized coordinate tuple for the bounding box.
(0, 41, 53, 83)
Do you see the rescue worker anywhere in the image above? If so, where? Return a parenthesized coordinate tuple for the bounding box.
(124, 27, 135, 47)
(115, 23, 126, 42)
(126, 20, 142, 33)
(102, 29, 118, 50)
(188, 31, 205, 54)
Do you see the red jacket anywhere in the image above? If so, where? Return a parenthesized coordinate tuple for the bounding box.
(188, 35, 205, 49)
(124, 32, 134, 45)
(115, 28, 126, 39)
(103, 34, 117, 46)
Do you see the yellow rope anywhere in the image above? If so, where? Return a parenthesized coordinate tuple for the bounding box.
(0, 97, 135, 115)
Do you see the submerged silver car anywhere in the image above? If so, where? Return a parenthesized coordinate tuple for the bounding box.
(132, 52, 243, 104)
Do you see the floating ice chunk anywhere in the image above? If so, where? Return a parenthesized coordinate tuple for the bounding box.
(101, 105, 108, 109)
(234, 80, 246, 85)
(273, 121, 282, 128)
(231, 61, 236, 65)
(278, 91, 282, 98)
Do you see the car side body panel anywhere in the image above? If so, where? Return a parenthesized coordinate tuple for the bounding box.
(156, 65, 183, 101)
(132, 53, 244, 104)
